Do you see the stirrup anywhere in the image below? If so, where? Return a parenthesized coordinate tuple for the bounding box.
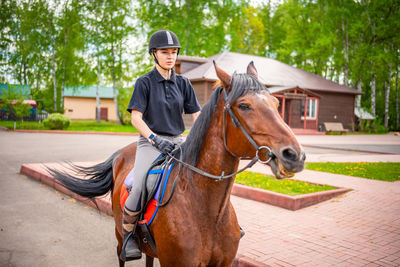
(120, 232, 142, 261)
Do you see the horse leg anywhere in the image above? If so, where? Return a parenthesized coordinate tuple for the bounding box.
(145, 254, 154, 267)
(115, 227, 125, 267)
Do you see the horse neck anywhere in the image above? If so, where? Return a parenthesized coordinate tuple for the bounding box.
(188, 97, 239, 219)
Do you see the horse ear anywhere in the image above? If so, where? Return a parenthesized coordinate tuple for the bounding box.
(213, 60, 231, 89)
(247, 61, 258, 79)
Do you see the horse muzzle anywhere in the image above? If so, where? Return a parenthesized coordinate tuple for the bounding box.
(268, 147, 306, 179)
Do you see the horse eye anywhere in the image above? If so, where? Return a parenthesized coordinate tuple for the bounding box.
(238, 103, 251, 111)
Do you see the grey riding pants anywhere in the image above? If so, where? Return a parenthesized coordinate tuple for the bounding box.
(124, 135, 184, 212)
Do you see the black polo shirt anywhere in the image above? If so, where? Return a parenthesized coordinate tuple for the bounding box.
(127, 68, 201, 136)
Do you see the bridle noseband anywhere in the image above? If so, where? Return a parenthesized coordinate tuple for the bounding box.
(222, 88, 275, 164)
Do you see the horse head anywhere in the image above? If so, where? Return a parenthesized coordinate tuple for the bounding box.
(214, 61, 305, 179)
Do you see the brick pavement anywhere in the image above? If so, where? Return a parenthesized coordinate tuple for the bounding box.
(17, 133, 400, 266)
(235, 156, 400, 266)
(22, 159, 400, 266)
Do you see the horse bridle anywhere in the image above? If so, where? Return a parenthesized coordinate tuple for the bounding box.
(158, 88, 276, 206)
(165, 88, 275, 181)
(222, 88, 275, 164)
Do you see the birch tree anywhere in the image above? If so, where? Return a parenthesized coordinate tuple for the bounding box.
(102, 0, 133, 124)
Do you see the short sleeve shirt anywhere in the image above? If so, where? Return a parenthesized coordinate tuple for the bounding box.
(127, 68, 201, 136)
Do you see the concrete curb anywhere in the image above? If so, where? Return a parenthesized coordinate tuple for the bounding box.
(303, 144, 394, 155)
(19, 163, 113, 216)
(232, 183, 351, 211)
(20, 163, 265, 267)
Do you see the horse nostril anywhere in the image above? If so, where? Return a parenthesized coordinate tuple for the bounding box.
(282, 148, 298, 162)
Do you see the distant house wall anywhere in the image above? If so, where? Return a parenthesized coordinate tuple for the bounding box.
(64, 96, 117, 120)
(315, 91, 355, 130)
(183, 81, 205, 129)
(185, 79, 356, 131)
(183, 80, 218, 129)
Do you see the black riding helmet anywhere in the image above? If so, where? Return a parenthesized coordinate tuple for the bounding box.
(149, 30, 181, 71)
(148, 30, 181, 54)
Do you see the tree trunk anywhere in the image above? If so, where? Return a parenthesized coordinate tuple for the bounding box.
(342, 15, 349, 87)
(23, 62, 27, 86)
(52, 40, 57, 112)
(111, 42, 123, 124)
(371, 72, 376, 117)
(355, 79, 362, 108)
(61, 26, 68, 110)
(396, 70, 399, 130)
(96, 55, 101, 123)
(364, 0, 376, 117)
(184, 0, 192, 55)
(384, 46, 392, 130)
(19, 57, 24, 84)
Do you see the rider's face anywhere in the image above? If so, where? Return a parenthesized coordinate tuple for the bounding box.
(154, 48, 178, 70)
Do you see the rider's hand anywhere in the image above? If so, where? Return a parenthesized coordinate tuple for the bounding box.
(152, 135, 175, 154)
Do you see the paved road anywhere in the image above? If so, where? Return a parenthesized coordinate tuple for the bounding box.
(298, 134, 400, 162)
(0, 131, 158, 267)
(1, 131, 399, 266)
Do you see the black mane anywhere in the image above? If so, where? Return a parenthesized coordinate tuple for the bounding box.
(182, 73, 268, 165)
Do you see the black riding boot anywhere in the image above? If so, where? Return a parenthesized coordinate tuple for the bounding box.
(120, 207, 142, 261)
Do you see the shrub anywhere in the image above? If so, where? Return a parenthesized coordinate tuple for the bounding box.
(43, 113, 70, 130)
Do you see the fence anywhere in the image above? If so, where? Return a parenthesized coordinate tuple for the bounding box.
(0, 109, 48, 121)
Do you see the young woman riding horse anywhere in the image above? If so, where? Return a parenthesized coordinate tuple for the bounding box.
(121, 29, 201, 261)
(52, 47, 305, 266)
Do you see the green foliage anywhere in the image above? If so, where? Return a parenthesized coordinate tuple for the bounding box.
(0, 119, 139, 132)
(235, 171, 336, 196)
(0, 86, 31, 121)
(117, 87, 133, 125)
(1, 0, 399, 129)
(306, 162, 400, 182)
(43, 113, 70, 129)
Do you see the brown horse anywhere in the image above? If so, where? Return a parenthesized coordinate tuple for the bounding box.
(52, 62, 305, 267)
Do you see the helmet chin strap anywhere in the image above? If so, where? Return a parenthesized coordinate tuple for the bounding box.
(152, 52, 174, 79)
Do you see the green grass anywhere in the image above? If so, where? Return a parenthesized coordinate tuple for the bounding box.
(67, 120, 137, 133)
(0, 120, 194, 134)
(0, 120, 45, 130)
(305, 162, 400, 182)
(0, 120, 138, 133)
(235, 171, 336, 196)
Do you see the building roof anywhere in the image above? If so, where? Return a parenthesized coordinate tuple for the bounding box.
(355, 107, 375, 120)
(64, 85, 114, 99)
(0, 84, 30, 99)
(182, 51, 361, 95)
(177, 55, 209, 64)
(268, 86, 322, 98)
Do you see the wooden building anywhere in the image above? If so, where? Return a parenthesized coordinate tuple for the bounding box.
(64, 86, 117, 121)
(176, 52, 361, 132)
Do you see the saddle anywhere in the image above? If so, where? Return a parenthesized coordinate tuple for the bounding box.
(120, 154, 176, 256)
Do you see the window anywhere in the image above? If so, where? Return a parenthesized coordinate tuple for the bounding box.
(301, 99, 317, 120)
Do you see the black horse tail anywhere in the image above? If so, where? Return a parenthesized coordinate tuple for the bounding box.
(48, 151, 119, 199)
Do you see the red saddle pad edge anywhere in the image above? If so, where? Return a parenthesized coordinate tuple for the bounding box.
(120, 184, 158, 224)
